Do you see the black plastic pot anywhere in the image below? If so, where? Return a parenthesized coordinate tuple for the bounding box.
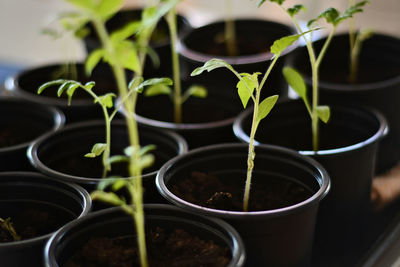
(233, 100, 388, 265)
(132, 82, 244, 149)
(0, 172, 91, 267)
(0, 98, 65, 171)
(4, 63, 119, 124)
(178, 19, 296, 99)
(156, 143, 330, 267)
(83, 8, 192, 77)
(288, 33, 400, 173)
(28, 120, 187, 203)
(44, 204, 246, 267)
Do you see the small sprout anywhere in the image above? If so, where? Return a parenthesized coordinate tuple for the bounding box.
(143, 0, 208, 124)
(85, 143, 107, 158)
(283, 66, 330, 124)
(262, 0, 367, 150)
(91, 191, 126, 206)
(192, 33, 305, 211)
(0, 217, 21, 242)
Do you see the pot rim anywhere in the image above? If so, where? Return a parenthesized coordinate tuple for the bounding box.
(135, 111, 239, 131)
(3, 62, 98, 107)
(0, 98, 65, 152)
(178, 18, 296, 66)
(156, 143, 331, 219)
(0, 171, 91, 247)
(233, 103, 388, 156)
(117, 95, 242, 131)
(27, 120, 188, 184)
(296, 32, 400, 91)
(44, 204, 246, 267)
(83, 8, 192, 50)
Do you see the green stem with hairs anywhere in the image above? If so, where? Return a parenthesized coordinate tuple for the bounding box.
(166, 6, 182, 123)
(243, 55, 280, 212)
(290, 13, 337, 151)
(92, 17, 148, 267)
(225, 0, 237, 56)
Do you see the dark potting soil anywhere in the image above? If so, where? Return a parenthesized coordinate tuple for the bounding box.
(171, 171, 312, 211)
(136, 95, 240, 124)
(0, 202, 75, 243)
(46, 150, 163, 178)
(193, 32, 270, 57)
(319, 64, 399, 84)
(0, 122, 47, 148)
(65, 227, 230, 267)
(18, 65, 118, 100)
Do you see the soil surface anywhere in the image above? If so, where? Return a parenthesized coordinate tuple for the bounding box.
(171, 171, 312, 211)
(0, 207, 71, 242)
(193, 32, 270, 57)
(65, 227, 230, 267)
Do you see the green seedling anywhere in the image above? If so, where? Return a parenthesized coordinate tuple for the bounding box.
(38, 77, 171, 179)
(348, 0, 373, 83)
(43, 1, 177, 266)
(224, 0, 238, 56)
(0, 217, 21, 242)
(191, 33, 306, 211)
(260, 0, 368, 151)
(143, 0, 207, 124)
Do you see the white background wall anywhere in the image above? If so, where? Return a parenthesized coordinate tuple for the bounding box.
(0, 0, 399, 67)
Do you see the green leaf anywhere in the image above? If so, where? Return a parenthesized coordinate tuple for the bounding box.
(114, 41, 141, 73)
(184, 85, 208, 98)
(95, 93, 116, 108)
(66, 0, 95, 10)
(110, 21, 141, 43)
(124, 146, 135, 157)
(270, 30, 318, 56)
(97, 0, 124, 19)
(65, 83, 81, 105)
(140, 0, 179, 31)
(139, 154, 155, 169)
(138, 77, 173, 94)
(123, 144, 156, 157)
(308, 8, 339, 27)
(139, 144, 156, 156)
(144, 84, 171, 97)
(107, 155, 129, 165)
(111, 179, 128, 192)
(270, 35, 298, 56)
(256, 95, 279, 125)
(97, 177, 122, 191)
(84, 81, 96, 90)
(191, 59, 232, 76)
(85, 49, 105, 76)
(74, 26, 90, 39)
(85, 143, 107, 158)
(316, 105, 331, 123)
(334, 1, 369, 26)
(128, 77, 144, 91)
(57, 81, 72, 97)
(237, 74, 257, 108)
(66, 83, 80, 98)
(37, 80, 64, 94)
(282, 67, 307, 100)
(140, 77, 173, 88)
(287, 5, 306, 17)
(91, 190, 125, 206)
(269, 0, 285, 5)
(257, 0, 266, 7)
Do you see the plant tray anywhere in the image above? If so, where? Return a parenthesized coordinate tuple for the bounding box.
(312, 198, 400, 267)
